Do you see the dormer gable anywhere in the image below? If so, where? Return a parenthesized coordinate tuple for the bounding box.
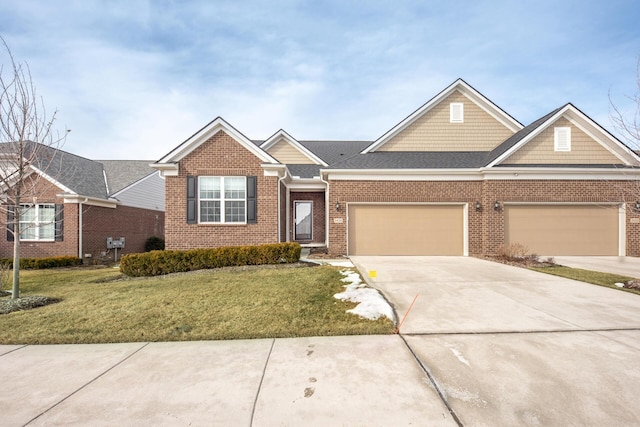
(487, 104, 640, 167)
(362, 79, 523, 153)
(260, 130, 328, 166)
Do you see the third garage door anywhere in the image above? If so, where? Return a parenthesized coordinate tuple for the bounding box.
(504, 204, 620, 255)
(347, 204, 465, 256)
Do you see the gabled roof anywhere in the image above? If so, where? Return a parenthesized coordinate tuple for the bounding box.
(0, 142, 162, 203)
(260, 130, 328, 166)
(99, 160, 157, 194)
(486, 103, 640, 167)
(155, 117, 278, 169)
(326, 151, 488, 170)
(361, 78, 523, 153)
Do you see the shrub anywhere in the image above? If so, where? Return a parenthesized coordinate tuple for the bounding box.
(497, 243, 539, 263)
(0, 256, 82, 270)
(144, 236, 165, 252)
(120, 242, 302, 277)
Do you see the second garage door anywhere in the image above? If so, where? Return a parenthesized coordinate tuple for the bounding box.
(504, 204, 620, 256)
(348, 204, 465, 255)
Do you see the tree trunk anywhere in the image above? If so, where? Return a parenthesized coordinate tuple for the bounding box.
(11, 208, 19, 299)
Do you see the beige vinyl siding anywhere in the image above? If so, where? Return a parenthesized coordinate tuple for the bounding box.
(503, 117, 621, 164)
(347, 204, 464, 255)
(378, 91, 515, 152)
(505, 205, 619, 255)
(266, 139, 316, 164)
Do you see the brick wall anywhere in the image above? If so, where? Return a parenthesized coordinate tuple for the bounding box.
(81, 204, 165, 261)
(0, 176, 79, 259)
(165, 130, 279, 250)
(327, 178, 640, 257)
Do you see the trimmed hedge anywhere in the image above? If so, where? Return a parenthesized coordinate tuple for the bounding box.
(0, 256, 82, 270)
(120, 242, 302, 277)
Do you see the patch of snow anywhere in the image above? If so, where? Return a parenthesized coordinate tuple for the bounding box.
(328, 260, 354, 267)
(615, 282, 625, 288)
(334, 269, 394, 321)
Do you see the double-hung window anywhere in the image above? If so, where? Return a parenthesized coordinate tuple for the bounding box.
(199, 176, 247, 223)
(19, 204, 55, 241)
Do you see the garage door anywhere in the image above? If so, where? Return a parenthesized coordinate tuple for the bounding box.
(348, 204, 465, 255)
(505, 205, 619, 256)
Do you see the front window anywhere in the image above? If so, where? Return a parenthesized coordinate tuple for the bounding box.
(199, 176, 246, 223)
(19, 204, 55, 241)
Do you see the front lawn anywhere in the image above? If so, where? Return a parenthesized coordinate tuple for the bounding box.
(0, 265, 394, 344)
(529, 266, 640, 296)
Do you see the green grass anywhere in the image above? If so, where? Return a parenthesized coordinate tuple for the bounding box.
(529, 266, 640, 295)
(0, 265, 394, 344)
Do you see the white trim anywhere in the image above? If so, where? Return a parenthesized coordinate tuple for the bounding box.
(260, 130, 328, 166)
(60, 194, 119, 208)
(362, 79, 523, 153)
(198, 176, 247, 224)
(322, 166, 640, 182)
(345, 202, 469, 256)
(619, 204, 627, 256)
(155, 117, 279, 165)
(151, 162, 179, 177)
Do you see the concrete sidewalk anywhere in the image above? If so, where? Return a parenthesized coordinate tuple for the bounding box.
(0, 336, 456, 427)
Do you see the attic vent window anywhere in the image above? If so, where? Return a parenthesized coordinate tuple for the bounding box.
(450, 103, 464, 123)
(554, 127, 571, 152)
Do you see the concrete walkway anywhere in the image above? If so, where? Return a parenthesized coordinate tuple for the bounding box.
(553, 256, 640, 278)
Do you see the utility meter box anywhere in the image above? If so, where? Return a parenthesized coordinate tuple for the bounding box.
(106, 237, 125, 249)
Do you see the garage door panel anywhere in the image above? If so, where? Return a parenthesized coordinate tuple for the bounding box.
(348, 205, 464, 255)
(505, 205, 618, 256)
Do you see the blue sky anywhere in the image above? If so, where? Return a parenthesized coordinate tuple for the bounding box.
(0, 0, 639, 159)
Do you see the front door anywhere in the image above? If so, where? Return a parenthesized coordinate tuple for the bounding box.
(294, 201, 313, 241)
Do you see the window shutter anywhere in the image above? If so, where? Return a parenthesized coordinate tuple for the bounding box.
(450, 103, 464, 123)
(247, 176, 257, 224)
(187, 176, 198, 224)
(554, 127, 571, 151)
(6, 205, 14, 242)
(55, 204, 64, 241)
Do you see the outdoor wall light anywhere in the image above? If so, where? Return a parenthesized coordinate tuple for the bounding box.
(475, 202, 482, 211)
(335, 201, 341, 211)
(635, 201, 640, 211)
(494, 201, 501, 211)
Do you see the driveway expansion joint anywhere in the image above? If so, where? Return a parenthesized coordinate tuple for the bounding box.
(250, 338, 275, 427)
(399, 334, 464, 427)
(402, 327, 640, 336)
(23, 342, 150, 426)
(0, 344, 27, 357)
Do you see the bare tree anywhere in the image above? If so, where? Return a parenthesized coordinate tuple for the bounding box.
(610, 58, 640, 150)
(0, 37, 67, 299)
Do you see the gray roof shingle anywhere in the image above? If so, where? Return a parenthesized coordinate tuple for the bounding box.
(98, 160, 156, 194)
(325, 151, 490, 169)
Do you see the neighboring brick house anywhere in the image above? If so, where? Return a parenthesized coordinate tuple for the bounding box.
(153, 79, 640, 257)
(0, 143, 165, 262)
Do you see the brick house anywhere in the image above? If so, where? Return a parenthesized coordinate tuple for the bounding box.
(153, 79, 640, 257)
(0, 143, 165, 262)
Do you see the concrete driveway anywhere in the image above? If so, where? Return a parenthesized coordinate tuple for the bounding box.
(351, 256, 640, 426)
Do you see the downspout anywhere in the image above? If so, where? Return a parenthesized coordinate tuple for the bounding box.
(277, 169, 289, 243)
(78, 198, 88, 260)
(319, 171, 330, 249)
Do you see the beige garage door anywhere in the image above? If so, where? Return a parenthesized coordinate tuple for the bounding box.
(348, 204, 464, 255)
(505, 205, 619, 256)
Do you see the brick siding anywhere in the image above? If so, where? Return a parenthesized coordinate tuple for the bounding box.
(165, 130, 279, 250)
